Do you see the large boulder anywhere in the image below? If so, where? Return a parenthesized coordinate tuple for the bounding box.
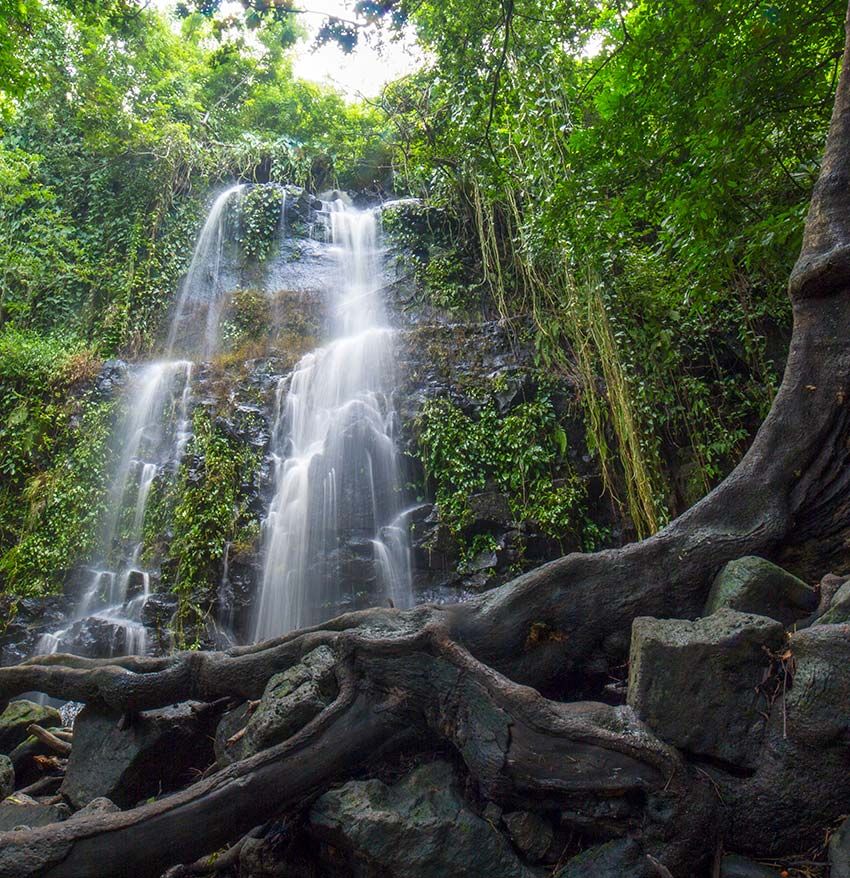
(0, 793, 70, 831)
(725, 624, 850, 854)
(502, 810, 553, 862)
(61, 703, 216, 809)
(0, 700, 61, 754)
(704, 556, 816, 626)
(628, 609, 785, 768)
(309, 760, 535, 878)
(815, 579, 850, 625)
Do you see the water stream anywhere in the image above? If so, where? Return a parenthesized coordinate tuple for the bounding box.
(34, 185, 245, 660)
(253, 201, 412, 640)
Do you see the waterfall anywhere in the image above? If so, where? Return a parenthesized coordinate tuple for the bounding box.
(253, 200, 412, 641)
(33, 184, 247, 661)
(167, 184, 246, 361)
(39, 362, 193, 658)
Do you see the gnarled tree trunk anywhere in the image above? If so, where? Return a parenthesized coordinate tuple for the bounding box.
(3, 7, 850, 876)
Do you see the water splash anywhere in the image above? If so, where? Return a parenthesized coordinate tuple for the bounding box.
(253, 201, 412, 641)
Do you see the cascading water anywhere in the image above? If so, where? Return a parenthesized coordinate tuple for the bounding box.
(35, 361, 193, 658)
(167, 183, 246, 361)
(253, 200, 412, 641)
(34, 184, 247, 661)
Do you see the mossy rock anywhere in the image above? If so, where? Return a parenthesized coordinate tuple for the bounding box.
(704, 556, 816, 626)
(0, 700, 61, 755)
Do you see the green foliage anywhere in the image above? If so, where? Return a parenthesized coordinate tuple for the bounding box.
(0, 401, 114, 597)
(0, 2, 390, 352)
(383, 0, 840, 519)
(166, 411, 259, 642)
(382, 201, 477, 313)
(234, 186, 284, 261)
(417, 389, 596, 550)
(220, 287, 273, 350)
(0, 328, 110, 596)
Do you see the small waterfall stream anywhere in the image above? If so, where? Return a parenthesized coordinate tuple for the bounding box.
(35, 185, 245, 660)
(254, 201, 412, 640)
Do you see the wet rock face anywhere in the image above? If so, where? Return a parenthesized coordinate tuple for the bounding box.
(628, 609, 786, 768)
(0, 595, 71, 666)
(61, 703, 217, 809)
(309, 760, 535, 878)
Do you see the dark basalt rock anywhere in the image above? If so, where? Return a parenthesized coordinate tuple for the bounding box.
(309, 760, 535, 878)
(704, 556, 817, 626)
(0, 701, 61, 755)
(628, 609, 785, 768)
(139, 593, 178, 629)
(502, 810, 553, 862)
(61, 703, 217, 809)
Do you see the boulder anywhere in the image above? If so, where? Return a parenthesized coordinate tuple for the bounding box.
(628, 609, 785, 768)
(0, 755, 13, 799)
(239, 646, 337, 760)
(830, 814, 850, 878)
(309, 760, 535, 878)
(704, 556, 816, 626)
(502, 810, 553, 862)
(720, 854, 783, 877)
(555, 838, 653, 877)
(71, 797, 119, 818)
(214, 701, 253, 767)
(238, 822, 318, 878)
(61, 703, 216, 809)
(816, 579, 850, 625)
(0, 700, 61, 754)
(723, 624, 850, 853)
(0, 793, 70, 831)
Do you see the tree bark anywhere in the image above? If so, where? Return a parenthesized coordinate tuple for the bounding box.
(3, 7, 850, 876)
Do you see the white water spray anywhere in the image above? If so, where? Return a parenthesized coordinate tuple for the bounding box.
(254, 201, 412, 641)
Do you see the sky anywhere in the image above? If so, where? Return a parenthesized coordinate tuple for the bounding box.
(289, 2, 421, 99)
(154, 0, 422, 100)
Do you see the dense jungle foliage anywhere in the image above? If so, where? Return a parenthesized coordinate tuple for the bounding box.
(0, 0, 845, 599)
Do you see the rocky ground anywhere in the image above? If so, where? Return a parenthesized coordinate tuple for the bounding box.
(1, 554, 849, 876)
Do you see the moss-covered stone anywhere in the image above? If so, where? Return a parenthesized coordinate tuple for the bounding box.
(0, 700, 61, 755)
(704, 556, 816, 626)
